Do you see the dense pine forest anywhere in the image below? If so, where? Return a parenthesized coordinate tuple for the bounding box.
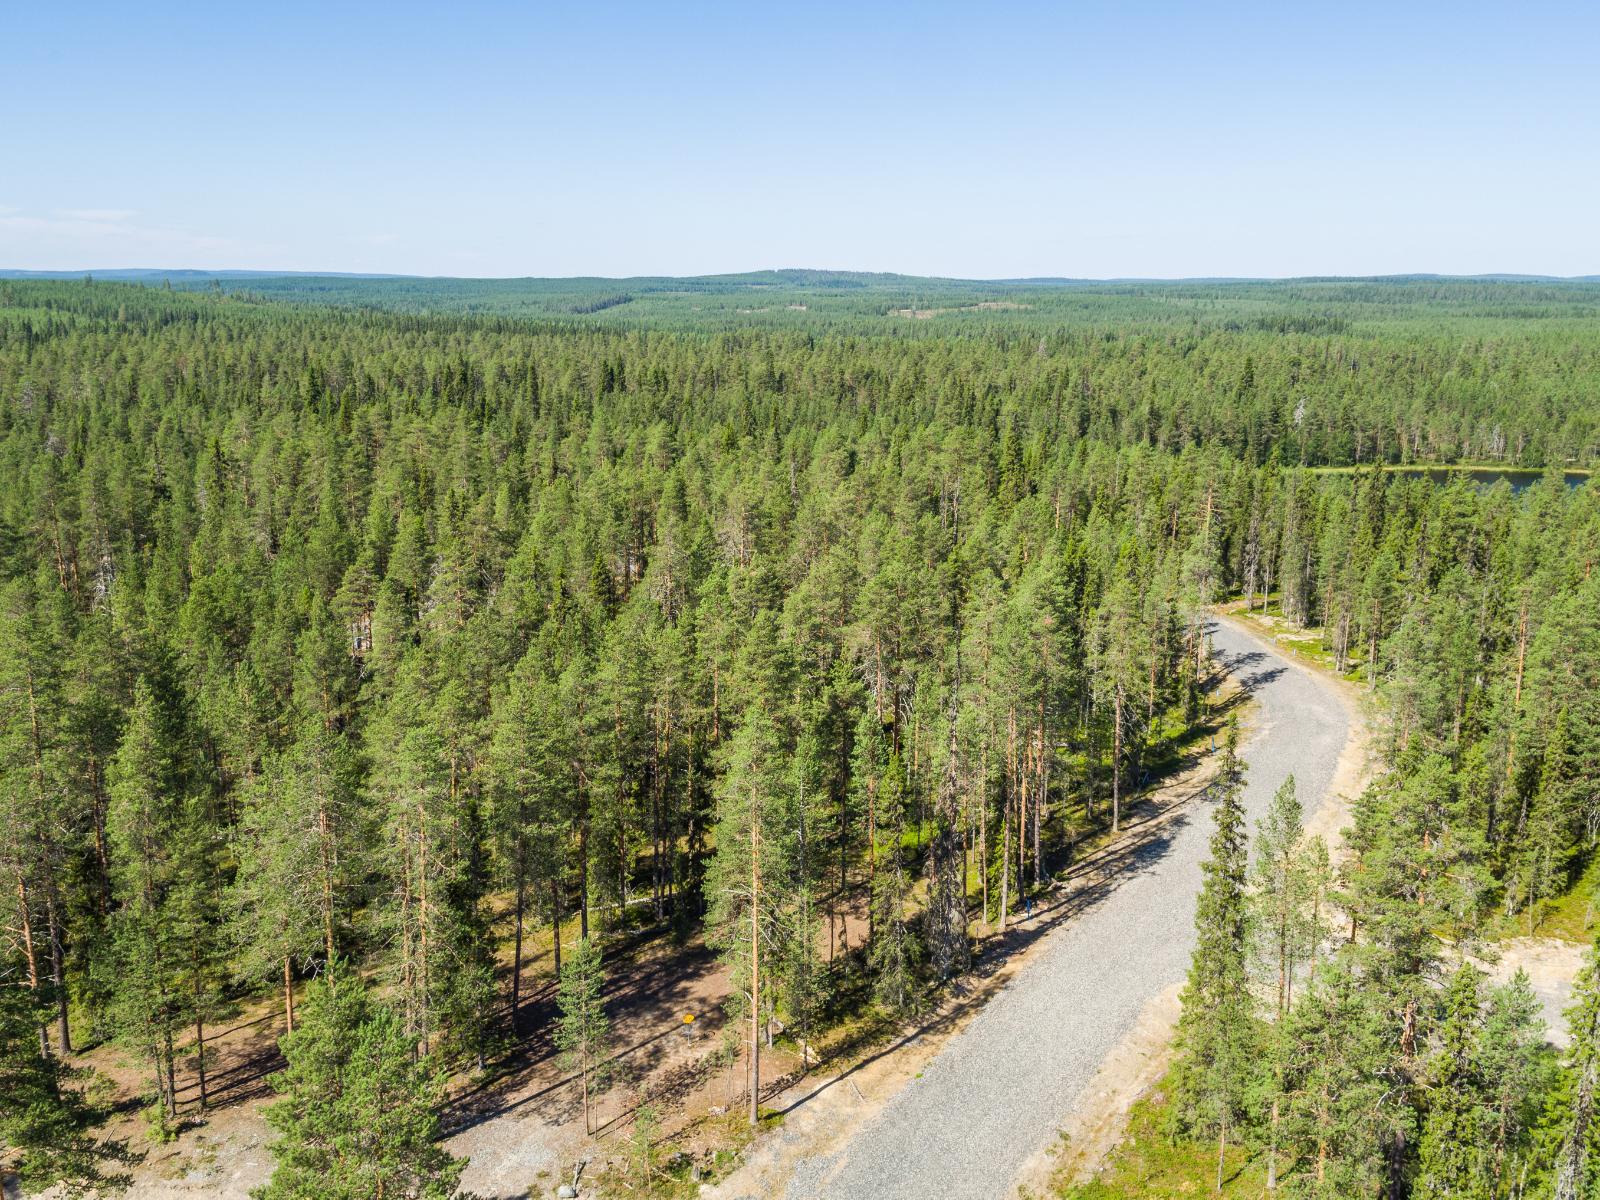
(3, 276, 1600, 1198)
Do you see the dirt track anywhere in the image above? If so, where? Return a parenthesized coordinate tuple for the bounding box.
(716, 617, 1353, 1200)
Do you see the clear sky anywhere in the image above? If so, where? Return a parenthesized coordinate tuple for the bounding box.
(5, 1, 1598, 278)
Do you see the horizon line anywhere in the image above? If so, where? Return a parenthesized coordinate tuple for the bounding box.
(4, 267, 1600, 286)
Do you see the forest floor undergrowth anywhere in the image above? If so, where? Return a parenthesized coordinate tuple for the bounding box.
(1052, 1069, 1276, 1200)
(60, 919, 763, 1199)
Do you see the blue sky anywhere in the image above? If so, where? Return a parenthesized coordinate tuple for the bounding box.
(5, 1, 1597, 277)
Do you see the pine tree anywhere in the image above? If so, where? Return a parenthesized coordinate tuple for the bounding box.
(779, 731, 827, 1065)
(706, 711, 793, 1126)
(924, 702, 971, 982)
(230, 719, 368, 1035)
(626, 1101, 661, 1187)
(849, 705, 888, 934)
(1277, 962, 1401, 1199)
(1253, 775, 1307, 1018)
(0, 579, 75, 1057)
(371, 658, 495, 1061)
(1252, 774, 1308, 1192)
(172, 818, 230, 1114)
(257, 966, 464, 1200)
(555, 936, 611, 1136)
(1089, 554, 1150, 834)
(486, 654, 570, 1032)
(1172, 720, 1257, 1192)
(105, 675, 193, 1128)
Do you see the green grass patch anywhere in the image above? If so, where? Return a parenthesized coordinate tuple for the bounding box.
(1056, 1079, 1273, 1199)
(1225, 604, 1368, 680)
(593, 1106, 786, 1199)
(1491, 854, 1600, 944)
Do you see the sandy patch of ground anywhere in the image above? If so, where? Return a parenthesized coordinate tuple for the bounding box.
(58, 920, 756, 1199)
(1475, 937, 1588, 1050)
(890, 301, 1033, 318)
(431, 934, 773, 1199)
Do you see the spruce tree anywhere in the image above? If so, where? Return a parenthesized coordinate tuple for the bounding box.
(1553, 936, 1600, 1200)
(0, 982, 104, 1194)
(869, 747, 921, 1014)
(1415, 965, 1491, 1196)
(1172, 720, 1257, 1192)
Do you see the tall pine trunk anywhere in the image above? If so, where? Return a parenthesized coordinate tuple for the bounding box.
(283, 956, 295, 1034)
(194, 1016, 208, 1112)
(749, 817, 761, 1127)
(46, 891, 71, 1053)
(578, 819, 590, 939)
(14, 871, 49, 1056)
(1112, 688, 1124, 833)
(163, 1026, 178, 1120)
(511, 868, 526, 1032)
(551, 874, 563, 978)
(998, 806, 1010, 933)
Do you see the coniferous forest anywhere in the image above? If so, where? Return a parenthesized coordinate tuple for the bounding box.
(3, 274, 1600, 1198)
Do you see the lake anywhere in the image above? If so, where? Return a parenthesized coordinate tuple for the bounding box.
(1390, 468, 1589, 492)
(1313, 466, 1591, 492)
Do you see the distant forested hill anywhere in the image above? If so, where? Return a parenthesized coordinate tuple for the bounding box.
(8, 268, 1600, 335)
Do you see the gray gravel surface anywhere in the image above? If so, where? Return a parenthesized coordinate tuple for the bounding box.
(777, 618, 1349, 1200)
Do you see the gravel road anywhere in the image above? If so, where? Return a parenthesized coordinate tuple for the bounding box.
(774, 617, 1350, 1200)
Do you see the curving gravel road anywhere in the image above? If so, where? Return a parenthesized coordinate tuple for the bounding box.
(774, 617, 1350, 1200)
